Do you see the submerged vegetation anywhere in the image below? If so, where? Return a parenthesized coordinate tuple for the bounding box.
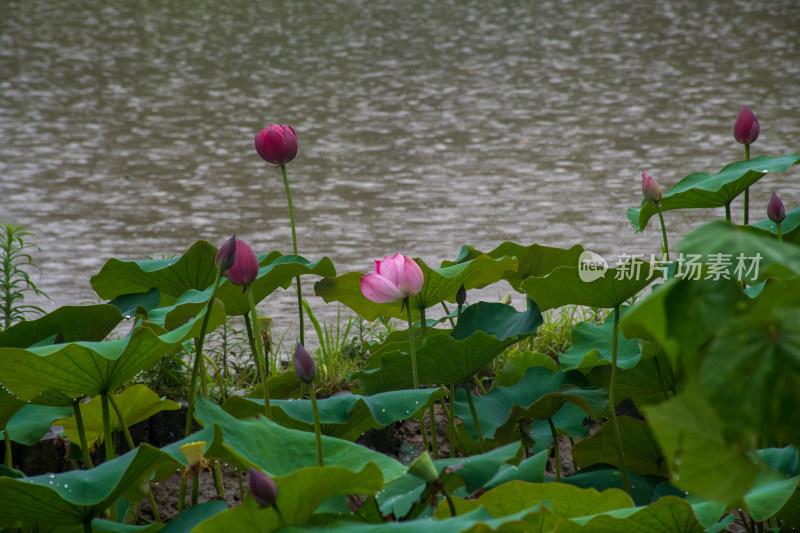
(2, 110, 800, 533)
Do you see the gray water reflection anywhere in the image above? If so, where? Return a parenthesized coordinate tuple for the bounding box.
(1, 0, 799, 337)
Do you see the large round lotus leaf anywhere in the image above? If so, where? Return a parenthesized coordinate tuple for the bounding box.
(572, 416, 666, 476)
(627, 154, 800, 233)
(0, 304, 124, 348)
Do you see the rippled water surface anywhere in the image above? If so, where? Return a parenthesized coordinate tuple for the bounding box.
(1, 0, 799, 333)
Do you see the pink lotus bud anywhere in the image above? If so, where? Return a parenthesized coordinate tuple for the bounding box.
(360, 254, 425, 303)
(293, 342, 316, 384)
(248, 467, 278, 508)
(641, 172, 662, 204)
(768, 192, 786, 223)
(215, 235, 237, 273)
(733, 106, 760, 145)
(255, 124, 298, 166)
(226, 239, 259, 288)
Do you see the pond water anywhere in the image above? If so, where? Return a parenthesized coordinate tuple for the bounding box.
(1, 0, 799, 339)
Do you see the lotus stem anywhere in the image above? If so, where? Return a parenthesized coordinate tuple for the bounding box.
(547, 417, 561, 482)
(405, 297, 419, 390)
(280, 163, 305, 346)
(464, 384, 485, 453)
(185, 269, 223, 437)
(429, 407, 438, 458)
(100, 392, 116, 522)
(447, 386, 456, 458)
(440, 482, 457, 517)
(744, 143, 751, 225)
(777, 222, 783, 242)
(178, 476, 187, 514)
(108, 394, 161, 523)
(72, 398, 94, 469)
(419, 306, 428, 337)
(725, 203, 732, 223)
(441, 301, 456, 328)
(655, 202, 670, 262)
(309, 385, 324, 466)
(191, 470, 199, 506)
(246, 286, 271, 419)
(83, 519, 93, 533)
(3, 428, 11, 468)
(212, 460, 225, 499)
(420, 414, 430, 454)
(609, 305, 630, 494)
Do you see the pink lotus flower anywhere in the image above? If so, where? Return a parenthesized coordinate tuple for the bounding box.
(641, 172, 662, 204)
(248, 467, 278, 508)
(293, 342, 316, 384)
(360, 254, 424, 303)
(768, 192, 786, 223)
(226, 239, 259, 288)
(255, 124, 298, 166)
(734, 106, 760, 145)
(215, 235, 237, 273)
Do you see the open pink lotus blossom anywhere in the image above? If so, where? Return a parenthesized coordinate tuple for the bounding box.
(226, 239, 259, 288)
(734, 106, 760, 145)
(255, 124, 298, 166)
(641, 172, 662, 204)
(360, 254, 424, 303)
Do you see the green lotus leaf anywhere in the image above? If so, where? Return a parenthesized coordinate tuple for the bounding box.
(90, 240, 222, 303)
(559, 306, 641, 372)
(561, 468, 661, 507)
(377, 442, 524, 518)
(627, 154, 800, 232)
(0, 386, 26, 431)
(354, 303, 542, 393)
(443, 242, 585, 290)
(0, 444, 180, 527)
(586, 347, 682, 408)
(619, 276, 745, 367)
(554, 495, 707, 532)
(677, 220, 800, 283)
(484, 449, 549, 489)
(643, 383, 758, 502)
(108, 287, 162, 322)
(0, 300, 224, 401)
(0, 304, 123, 348)
(433, 480, 633, 529)
(741, 467, 800, 522)
(55, 384, 179, 451)
(159, 501, 227, 532)
(700, 307, 800, 447)
(1, 404, 72, 446)
(222, 388, 446, 440)
(180, 397, 405, 483)
(193, 463, 385, 533)
(456, 366, 606, 450)
(522, 260, 660, 312)
(490, 351, 558, 390)
(314, 254, 517, 321)
(749, 204, 800, 244)
(572, 416, 666, 476)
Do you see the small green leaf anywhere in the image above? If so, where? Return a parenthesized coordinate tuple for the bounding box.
(559, 307, 641, 372)
(491, 351, 557, 389)
(1, 404, 73, 445)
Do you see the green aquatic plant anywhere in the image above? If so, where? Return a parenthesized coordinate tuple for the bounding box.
(0, 222, 49, 329)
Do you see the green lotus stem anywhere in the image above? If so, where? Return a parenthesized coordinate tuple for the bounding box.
(195, 339, 208, 397)
(100, 392, 117, 522)
(464, 384, 485, 453)
(652, 355, 671, 400)
(185, 269, 223, 437)
(309, 385, 324, 466)
(744, 143, 751, 225)
(203, 353, 226, 401)
(441, 301, 456, 328)
(243, 310, 262, 378)
(191, 470, 199, 506)
(419, 306, 428, 337)
(440, 483, 457, 517)
(83, 519, 93, 533)
(473, 375, 487, 395)
(725, 203, 732, 223)
(777, 222, 783, 242)
(108, 393, 161, 523)
(609, 305, 631, 494)
(547, 418, 561, 482)
(274, 503, 287, 526)
(247, 286, 271, 419)
(420, 414, 431, 454)
(280, 164, 305, 346)
(405, 297, 420, 390)
(212, 460, 225, 499)
(178, 476, 187, 514)
(447, 386, 456, 458)
(72, 398, 94, 469)
(3, 428, 11, 468)
(655, 202, 670, 262)
(429, 407, 438, 458)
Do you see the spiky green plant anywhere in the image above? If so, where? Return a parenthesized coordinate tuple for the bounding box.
(0, 222, 49, 329)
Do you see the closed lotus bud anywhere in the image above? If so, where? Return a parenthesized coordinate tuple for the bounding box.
(294, 342, 316, 384)
(734, 106, 760, 145)
(215, 235, 237, 273)
(768, 192, 786, 223)
(456, 284, 467, 307)
(641, 172, 662, 204)
(255, 124, 298, 166)
(226, 239, 259, 288)
(248, 467, 278, 508)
